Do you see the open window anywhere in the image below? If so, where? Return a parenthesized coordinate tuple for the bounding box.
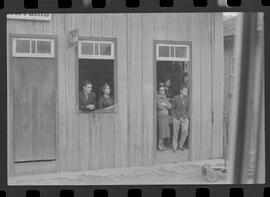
(78, 39, 115, 112)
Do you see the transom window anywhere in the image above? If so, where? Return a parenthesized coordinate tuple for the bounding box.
(12, 38, 55, 58)
(78, 40, 114, 59)
(156, 44, 190, 61)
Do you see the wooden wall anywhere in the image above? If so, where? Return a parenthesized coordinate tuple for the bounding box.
(7, 13, 224, 175)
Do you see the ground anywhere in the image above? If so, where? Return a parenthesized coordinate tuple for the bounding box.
(9, 159, 231, 185)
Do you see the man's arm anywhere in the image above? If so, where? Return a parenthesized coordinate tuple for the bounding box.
(79, 94, 88, 111)
(98, 97, 103, 109)
(171, 97, 176, 117)
(93, 93, 97, 107)
(87, 93, 96, 111)
(186, 98, 190, 119)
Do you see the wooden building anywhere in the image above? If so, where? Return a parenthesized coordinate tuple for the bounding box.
(7, 13, 224, 176)
(223, 15, 264, 159)
(224, 13, 264, 167)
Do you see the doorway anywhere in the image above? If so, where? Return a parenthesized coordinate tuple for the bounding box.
(154, 42, 191, 164)
(11, 36, 57, 163)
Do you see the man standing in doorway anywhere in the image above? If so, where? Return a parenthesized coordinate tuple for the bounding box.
(172, 85, 189, 152)
(164, 79, 173, 100)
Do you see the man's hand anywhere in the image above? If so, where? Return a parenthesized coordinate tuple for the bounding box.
(87, 104, 95, 110)
(101, 105, 114, 110)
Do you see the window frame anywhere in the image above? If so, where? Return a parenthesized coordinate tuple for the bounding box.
(78, 40, 115, 60)
(156, 43, 190, 61)
(76, 37, 117, 113)
(12, 37, 55, 58)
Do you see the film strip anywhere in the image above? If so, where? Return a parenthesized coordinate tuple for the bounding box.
(0, 0, 269, 197)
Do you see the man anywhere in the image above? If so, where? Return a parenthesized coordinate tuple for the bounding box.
(79, 81, 96, 112)
(164, 79, 173, 100)
(172, 85, 189, 151)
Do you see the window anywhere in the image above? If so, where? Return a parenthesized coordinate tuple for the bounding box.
(12, 38, 55, 58)
(156, 44, 190, 61)
(78, 39, 115, 112)
(78, 40, 114, 59)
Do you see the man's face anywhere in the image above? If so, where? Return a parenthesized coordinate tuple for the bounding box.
(181, 88, 188, 96)
(83, 84, 92, 94)
(165, 80, 171, 87)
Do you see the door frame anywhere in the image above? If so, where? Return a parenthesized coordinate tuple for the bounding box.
(8, 33, 58, 176)
(153, 40, 193, 162)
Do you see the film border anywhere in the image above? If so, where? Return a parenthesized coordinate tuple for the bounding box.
(0, 0, 269, 197)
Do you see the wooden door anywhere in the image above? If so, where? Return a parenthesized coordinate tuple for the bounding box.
(12, 53, 57, 162)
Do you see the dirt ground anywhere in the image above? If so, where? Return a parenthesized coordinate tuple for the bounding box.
(9, 159, 232, 185)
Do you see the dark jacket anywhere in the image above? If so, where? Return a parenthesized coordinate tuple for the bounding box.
(79, 91, 96, 112)
(165, 86, 173, 99)
(98, 95, 114, 109)
(172, 94, 189, 120)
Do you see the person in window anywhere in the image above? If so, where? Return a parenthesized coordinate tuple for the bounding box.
(157, 81, 165, 95)
(98, 83, 114, 110)
(159, 82, 165, 87)
(79, 81, 96, 112)
(164, 79, 173, 100)
(172, 85, 189, 152)
(157, 85, 172, 151)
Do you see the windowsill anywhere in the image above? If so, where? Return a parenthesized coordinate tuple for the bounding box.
(76, 106, 117, 114)
(95, 108, 116, 113)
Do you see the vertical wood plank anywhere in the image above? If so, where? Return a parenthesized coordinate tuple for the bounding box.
(93, 14, 103, 36)
(78, 113, 90, 170)
(190, 14, 202, 160)
(180, 13, 189, 40)
(114, 14, 128, 168)
(88, 113, 96, 170)
(55, 14, 68, 172)
(65, 14, 78, 171)
(100, 113, 114, 168)
(154, 13, 167, 40)
(92, 113, 101, 169)
(212, 13, 224, 158)
(98, 113, 105, 169)
(77, 14, 91, 36)
(127, 14, 143, 167)
(199, 14, 212, 160)
(102, 14, 114, 37)
(166, 13, 179, 40)
(142, 14, 155, 166)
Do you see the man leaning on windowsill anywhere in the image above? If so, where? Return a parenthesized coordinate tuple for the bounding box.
(79, 80, 97, 112)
